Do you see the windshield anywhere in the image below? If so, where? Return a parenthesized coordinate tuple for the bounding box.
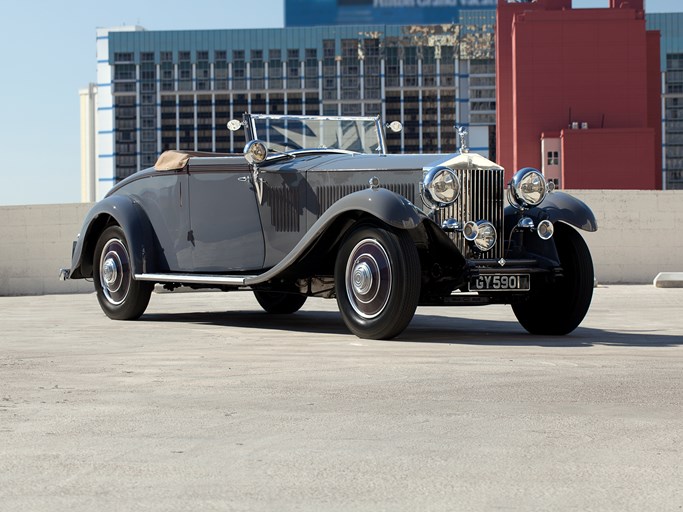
(248, 115, 384, 154)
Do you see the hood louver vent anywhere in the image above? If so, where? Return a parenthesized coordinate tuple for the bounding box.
(316, 183, 417, 215)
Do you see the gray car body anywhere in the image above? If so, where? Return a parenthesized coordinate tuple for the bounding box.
(68, 151, 596, 290)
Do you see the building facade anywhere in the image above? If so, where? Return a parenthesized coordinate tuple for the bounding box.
(647, 12, 683, 190)
(496, 0, 661, 189)
(85, 4, 683, 199)
(91, 17, 496, 199)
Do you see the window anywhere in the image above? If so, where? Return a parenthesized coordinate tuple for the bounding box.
(666, 53, 683, 70)
(287, 50, 300, 88)
(547, 151, 559, 166)
(233, 51, 246, 89)
(323, 40, 335, 59)
(114, 52, 133, 62)
(178, 52, 192, 91)
(269, 50, 283, 88)
(305, 49, 318, 89)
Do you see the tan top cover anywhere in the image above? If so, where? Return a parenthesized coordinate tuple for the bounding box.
(154, 150, 234, 171)
(154, 150, 192, 171)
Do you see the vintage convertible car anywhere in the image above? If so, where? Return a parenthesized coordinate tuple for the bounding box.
(61, 114, 597, 339)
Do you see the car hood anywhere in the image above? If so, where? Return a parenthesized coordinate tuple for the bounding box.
(266, 152, 455, 173)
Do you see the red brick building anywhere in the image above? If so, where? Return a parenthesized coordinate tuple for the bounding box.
(496, 0, 661, 189)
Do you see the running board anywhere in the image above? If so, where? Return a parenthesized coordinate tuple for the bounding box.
(134, 273, 257, 286)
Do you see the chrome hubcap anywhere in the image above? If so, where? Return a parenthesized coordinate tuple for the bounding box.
(99, 239, 130, 306)
(352, 262, 373, 295)
(102, 258, 118, 285)
(345, 238, 392, 319)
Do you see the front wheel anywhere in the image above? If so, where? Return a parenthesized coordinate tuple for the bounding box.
(93, 225, 153, 320)
(512, 223, 594, 335)
(335, 225, 421, 340)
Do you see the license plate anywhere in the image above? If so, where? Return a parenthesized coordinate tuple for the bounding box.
(468, 274, 530, 292)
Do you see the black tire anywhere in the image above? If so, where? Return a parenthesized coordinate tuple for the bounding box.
(93, 225, 153, 320)
(253, 290, 307, 314)
(512, 223, 594, 335)
(335, 225, 421, 340)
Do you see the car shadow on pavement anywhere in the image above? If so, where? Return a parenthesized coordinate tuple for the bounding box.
(139, 309, 683, 348)
(404, 315, 682, 347)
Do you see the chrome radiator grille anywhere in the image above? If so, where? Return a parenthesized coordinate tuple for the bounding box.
(433, 168, 505, 259)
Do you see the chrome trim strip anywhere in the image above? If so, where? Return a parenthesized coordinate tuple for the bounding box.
(134, 273, 254, 285)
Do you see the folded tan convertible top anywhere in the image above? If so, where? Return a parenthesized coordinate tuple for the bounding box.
(154, 150, 233, 171)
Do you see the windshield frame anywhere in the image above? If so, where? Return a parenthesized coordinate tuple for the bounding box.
(243, 114, 389, 156)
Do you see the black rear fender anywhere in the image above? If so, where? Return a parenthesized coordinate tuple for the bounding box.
(69, 195, 158, 279)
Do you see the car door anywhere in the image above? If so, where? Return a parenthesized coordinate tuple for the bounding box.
(187, 157, 265, 272)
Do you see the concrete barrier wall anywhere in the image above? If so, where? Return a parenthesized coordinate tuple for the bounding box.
(0, 191, 681, 295)
(568, 190, 683, 284)
(0, 203, 94, 296)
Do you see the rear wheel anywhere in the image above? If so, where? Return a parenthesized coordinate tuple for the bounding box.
(335, 225, 420, 340)
(93, 226, 153, 320)
(253, 290, 307, 314)
(512, 223, 594, 335)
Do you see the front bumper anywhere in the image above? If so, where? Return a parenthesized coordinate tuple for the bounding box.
(419, 258, 560, 307)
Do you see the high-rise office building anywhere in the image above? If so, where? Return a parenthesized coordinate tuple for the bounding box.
(90, 16, 496, 199)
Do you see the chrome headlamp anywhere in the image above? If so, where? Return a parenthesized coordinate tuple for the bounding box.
(508, 168, 548, 210)
(463, 220, 497, 252)
(422, 166, 460, 208)
(244, 140, 268, 165)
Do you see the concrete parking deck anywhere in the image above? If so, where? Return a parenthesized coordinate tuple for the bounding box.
(1, 285, 682, 511)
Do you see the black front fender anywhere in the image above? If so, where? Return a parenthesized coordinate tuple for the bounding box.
(322, 186, 426, 231)
(523, 191, 598, 232)
(69, 195, 157, 279)
(503, 191, 597, 266)
(246, 187, 428, 285)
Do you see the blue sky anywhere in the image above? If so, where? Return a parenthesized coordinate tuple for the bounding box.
(0, 0, 678, 206)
